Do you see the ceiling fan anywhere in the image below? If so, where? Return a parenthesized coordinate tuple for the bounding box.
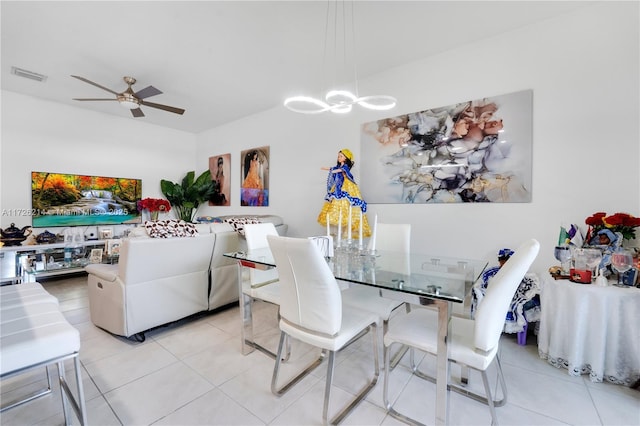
(71, 75, 185, 117)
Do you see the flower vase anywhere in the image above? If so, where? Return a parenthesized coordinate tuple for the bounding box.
(150, 211, 159, 221)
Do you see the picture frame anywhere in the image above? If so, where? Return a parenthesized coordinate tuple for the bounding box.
(106, 239, 121, 256)
(89, 248, 103, 263)
(98, 227, 113, 240)
(208, 153, 231, 206)
(360, 89, 532, 204)
(240, 146, 270, 206)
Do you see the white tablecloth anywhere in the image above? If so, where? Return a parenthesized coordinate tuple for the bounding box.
(538, 273, 640, 385)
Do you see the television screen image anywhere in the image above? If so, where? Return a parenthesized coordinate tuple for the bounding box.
(31, 171, 142, 227)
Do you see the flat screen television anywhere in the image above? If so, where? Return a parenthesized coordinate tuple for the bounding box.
(31, 171, 142, 227)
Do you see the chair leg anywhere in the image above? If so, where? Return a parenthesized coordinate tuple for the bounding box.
(383, 342, 425, 426)
(327, 323, 379, 425)
(271, 331, 326, 396)
(0, 366, 53, 413)
(273, 324, 379, 425)
(57, 355, 87, 426)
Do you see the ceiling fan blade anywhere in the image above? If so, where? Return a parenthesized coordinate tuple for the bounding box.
(135, 85, 162, 99)
(73, 98, 117, 101)
(71, 75, 119, 96)
(131, 108, 145, 118)
(140, 100, 185, 115)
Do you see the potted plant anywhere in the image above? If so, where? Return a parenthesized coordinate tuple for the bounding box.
(160, 170, 216, 222)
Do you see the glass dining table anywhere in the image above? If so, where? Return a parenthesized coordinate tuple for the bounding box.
(224, 245, 487, 425)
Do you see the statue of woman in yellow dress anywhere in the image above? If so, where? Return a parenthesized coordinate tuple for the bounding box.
(317, 149, 371, 238)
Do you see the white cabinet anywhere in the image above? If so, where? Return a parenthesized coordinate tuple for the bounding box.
(0, 240, 107, 284)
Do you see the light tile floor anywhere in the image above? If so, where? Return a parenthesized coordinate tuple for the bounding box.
(1, 275, 638, 426)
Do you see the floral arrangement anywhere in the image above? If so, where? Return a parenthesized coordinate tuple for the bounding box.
(137, 198, 171, 213)
(585, 212, 640, 240)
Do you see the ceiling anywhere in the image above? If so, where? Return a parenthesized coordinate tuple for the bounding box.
(1, 1, 593, 134)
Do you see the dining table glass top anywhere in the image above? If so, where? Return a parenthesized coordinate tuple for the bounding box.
(225, 246, 488, 304)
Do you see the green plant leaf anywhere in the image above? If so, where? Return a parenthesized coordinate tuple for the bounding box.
(160, 170, 216, 222)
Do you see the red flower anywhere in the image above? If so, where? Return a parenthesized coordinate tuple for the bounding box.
(586, 211, 639, 240)
(138, 198, 171, 213)
(585, 212, 606, 227)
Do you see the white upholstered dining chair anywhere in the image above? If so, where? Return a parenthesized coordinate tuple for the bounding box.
(243, 223, 289, 360)
(267, 235, 379, 425)
(382, 238, 540, 426)
(341, 223, 411, 367)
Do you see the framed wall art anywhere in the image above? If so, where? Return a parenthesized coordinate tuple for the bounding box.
(240, 146, 270, 207)
(208, 153, 231, 206)
(360, 90, 532, 204)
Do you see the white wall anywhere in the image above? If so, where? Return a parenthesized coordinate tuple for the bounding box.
(1, 91, 197, 235)
(2, 3, 637, 275)
(195, 2, 639, 275)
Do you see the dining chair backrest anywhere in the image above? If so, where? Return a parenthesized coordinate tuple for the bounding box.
(368, 223, 411, 253)
(267, 235, 342, 335)
(244, 223, 279, 286)
(474, 238, 540, 352)
(244, 222, 278, 251)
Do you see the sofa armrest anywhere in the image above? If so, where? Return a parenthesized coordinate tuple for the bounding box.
(85, 264, 119, 282)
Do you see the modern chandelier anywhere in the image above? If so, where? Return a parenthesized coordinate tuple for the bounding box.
(284, 1, 397, 114)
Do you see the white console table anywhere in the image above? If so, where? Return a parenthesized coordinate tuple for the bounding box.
(0, 240, 106, 284)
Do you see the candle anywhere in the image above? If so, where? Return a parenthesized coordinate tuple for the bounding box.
(359, 210, 363, 249)
(370, 214, 377, 252)
(347, 206, 352, 240)
(326, 212, 330, 237)
(337, 209, 342, 246)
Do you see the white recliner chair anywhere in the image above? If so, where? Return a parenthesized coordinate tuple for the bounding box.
(86, 234, 216, 341)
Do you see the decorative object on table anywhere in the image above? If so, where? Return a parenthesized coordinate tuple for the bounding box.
(208, 153, 230, 206)
(585, 212, 640, 243)
(89, 248, 103, 263)
(317, 149, 371, 245)
(611, 248, 634, 287)
(98, 227, 113, 240)
(360, 89, 532, 204)
(558, 223, 583, 247)
(0, 223, 32, 246)
(161, 170, 217, 222)
(35, 230, 57, 244)
(137, 197, 171, 221)
(553, 245, 572, 276)
(570, 248, 602, 284)
(594, 268, 608, 287)
(240, 147, 269, 207)
(105, 239, 121, 256)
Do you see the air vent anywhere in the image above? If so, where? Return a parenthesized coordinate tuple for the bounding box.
(11, 66, 47, 82)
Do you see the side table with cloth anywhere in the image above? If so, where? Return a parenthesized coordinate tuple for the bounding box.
(537, 273, 640, 386)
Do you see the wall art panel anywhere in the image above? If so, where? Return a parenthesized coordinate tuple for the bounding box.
(360, 90, 532, 204)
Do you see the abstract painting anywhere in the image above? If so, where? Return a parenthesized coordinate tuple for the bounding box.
(360, 90, 532, 204)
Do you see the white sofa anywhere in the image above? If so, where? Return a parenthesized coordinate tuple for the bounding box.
(86, 216, 286, 340)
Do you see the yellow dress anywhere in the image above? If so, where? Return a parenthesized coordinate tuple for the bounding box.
(317, 165, 371, 238)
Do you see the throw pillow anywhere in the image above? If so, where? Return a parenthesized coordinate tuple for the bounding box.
(223, 217, 261, 236)
(196, 216, 223, 223)
(144, 220, 199, 238)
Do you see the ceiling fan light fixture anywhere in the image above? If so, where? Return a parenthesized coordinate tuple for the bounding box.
(117, 94, 140, 110)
